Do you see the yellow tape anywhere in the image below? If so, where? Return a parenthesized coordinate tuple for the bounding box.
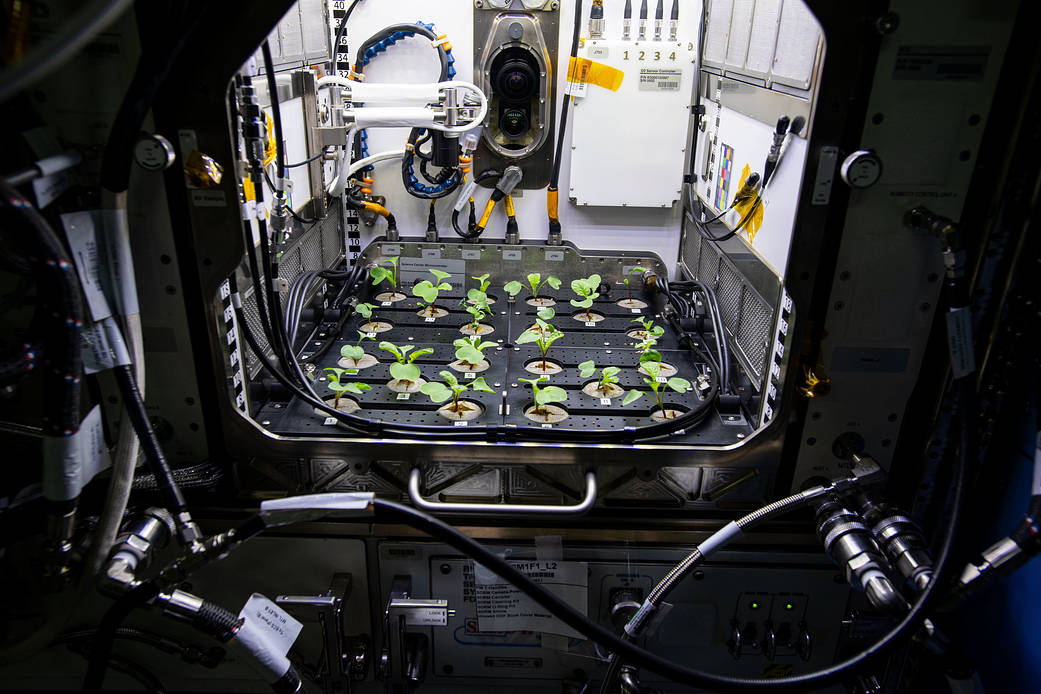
(242, 175, 256, 202)
(504, 195, 516, 218)
(734, 164, 766, 243)
(546, 189, 559, 221)
(567, 56, 624, 92)
(477, 199, 496, 229)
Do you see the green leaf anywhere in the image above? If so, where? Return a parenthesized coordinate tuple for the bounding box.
(543, 330, 564, 346)
(650, 326, 664, 338)
(437, 282, 452, 292)
(430, 269, 452, 283)
(518, 376, 548, 388)
(504, 280, 523, 297)
(545, 276, 561, 290)
(378, 341, 402, 360)
(472, 273, 490, 283)
(622, 389, 644, 405)
(356, 330, 374, 344)
(355, 303, 375, 319)
(642, 361, 662, 379)
(536, 386, 568, 406)
(639, 350, 662, 365)
(477, 340, 497, 351)
(343, 382, 371, 394)
(602, 366, 621, 379)
(455, 344, 483, 364)
(439, 370, 459, 388)
(471, 376, 494, 393)
(616, 278, 628, 286)
(516, 329, 541, 345)
(578, 360, 597, 378)
(667, 377, 691, 394)
(453, 337, 470, 349)
(328, 381, 351, 393)
(369, 267, 389, 286)
(324, 367, 346, 384)
(408, 347, 434, 363)
(412, 281, 438, 304)
(384, 256, 398, 268)
(467, 288, 487, 303)
(536, 306, 555, 320)
(420, 381, 452, 403)
(571, 297, 593, 309)
(570, 278, 588, 297)
(526, 272, 541, 291)
(341, 344, 365, 361)
(390, 362, 420, 382)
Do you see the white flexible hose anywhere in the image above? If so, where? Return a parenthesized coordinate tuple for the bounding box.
(348, 150, 405, 177)
(85, 192, 143, 577)
(327, 127, 359, 198)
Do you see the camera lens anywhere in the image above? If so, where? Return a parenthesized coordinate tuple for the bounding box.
(495, 59, 537, 101)
(500, 107, 529, 137)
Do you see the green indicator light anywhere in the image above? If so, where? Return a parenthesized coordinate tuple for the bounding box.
(750, 601, 760, 610)
(785, 603, 794, 611)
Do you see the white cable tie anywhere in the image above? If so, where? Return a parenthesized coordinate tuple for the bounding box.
(349, 69, 365, 82)
(431, 36, 451, 48)
(454, 179, 478, 212)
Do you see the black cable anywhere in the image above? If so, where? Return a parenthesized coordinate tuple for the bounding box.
(550, 0, 583, 192)
(57, 627, 225, 668)
(112, 365, 187, 515)
(81, 580, 160, 693)
(0, 180, 84, 436)
(285, 147, 331, 168)
(261, 41, 286, 183)
(695, 197, 761, 243)
(371, 401, 968, 692)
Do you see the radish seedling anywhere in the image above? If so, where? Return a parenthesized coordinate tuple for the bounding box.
(630, 316, 665, 341)
(504, 272, 561, 306)
(453, 336, 496, 370)
(518, 375, 568, 419)
(462, 299, 491, 335)
(340, 330, 375, 367)
(622, 361, 691, 419)
(379, 341, 434, 389)
(420, 370, 494, 417)
(570, 274, 602, 321)
(369, 256, 402, 299)
(468, 273, 492, 304)
(412, 269, 453, 318)
(323, 367, 371, 410)
(616, 266, 648, 303)
(578, 359, 623, 398)
(516, 308, 565, 372)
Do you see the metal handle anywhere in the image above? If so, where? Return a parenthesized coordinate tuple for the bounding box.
(407, 469, 597, 515)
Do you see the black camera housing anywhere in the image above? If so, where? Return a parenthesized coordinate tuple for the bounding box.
(489, 48, 541, 146)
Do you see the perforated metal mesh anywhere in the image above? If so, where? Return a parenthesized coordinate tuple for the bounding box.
(236, 216, 344, 378)
(679, 224, 777, 383)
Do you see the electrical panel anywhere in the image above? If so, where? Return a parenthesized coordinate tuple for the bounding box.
(569, 39, 697, 208)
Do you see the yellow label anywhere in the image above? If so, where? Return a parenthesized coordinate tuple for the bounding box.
(734, 164, 765, 243)
(567, 56, 624, 92)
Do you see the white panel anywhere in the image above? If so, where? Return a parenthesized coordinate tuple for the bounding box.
(770, 0, 820, 89)
(300, 0, 329, 60)
(723, 0, 756, 72)
(693, 105, 808, 277)
(327, 0, 704, 273)
(744, 0, 783, 77)
(703, 0, 735, 69)
(569, 41, 697, 208)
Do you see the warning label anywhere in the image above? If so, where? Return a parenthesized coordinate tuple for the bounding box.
(474, 561, 588, 638)
(639, 68, 683, 91)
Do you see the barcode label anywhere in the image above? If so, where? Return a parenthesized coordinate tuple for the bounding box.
(465, 372, 476, 379)
(656, 376, 668, 384)
(396, 393, 410, 400)
(453, 421, 468, 427)
(600, 398, 612, 405)
(425, 317, 435, 323)
(585, 321, 596, 327)
(382, 301, 391, 307)
(639, 68, 683, 92)
(631, 308, 641, 313)
(323, 417, 337, 426)
(541, 423, 553, 428)
(366, 332, 377, 338)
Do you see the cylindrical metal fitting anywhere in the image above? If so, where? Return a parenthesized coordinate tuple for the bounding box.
(861, 500, 934, 591)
